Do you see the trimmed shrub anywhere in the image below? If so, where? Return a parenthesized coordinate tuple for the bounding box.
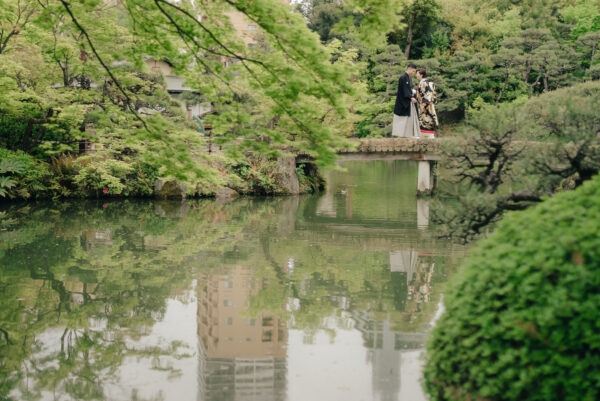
(424, 174, 600, 401)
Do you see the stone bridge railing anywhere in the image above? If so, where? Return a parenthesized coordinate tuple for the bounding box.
(295, 138, 443, 162)
(338, 138, 441, 159)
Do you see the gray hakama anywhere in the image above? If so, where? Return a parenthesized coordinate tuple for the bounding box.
(392, 103, 419, 138)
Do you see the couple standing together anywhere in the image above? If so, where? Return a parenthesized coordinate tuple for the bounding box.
(392, 63, 439, 138)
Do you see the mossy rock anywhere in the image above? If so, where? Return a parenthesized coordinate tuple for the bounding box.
(424, 174, 600, 401)
(154, 179, 187, 199)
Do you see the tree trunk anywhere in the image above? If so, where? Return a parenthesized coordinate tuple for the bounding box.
(496, 72, 510, 103)
(384, 74, 391, 102)
(590, 45, 596, 81)
(63, 67, 70, 87)
(23, 119, 34, 152)
(523, 63, 531, 95)
(464, 78, 470, 126)
(404, 14, 416, 59)
(528, 75, 541, 97)
(0, 30, 16, 54)
(543, 74, 549, 92)
(58, 57, 71, 87)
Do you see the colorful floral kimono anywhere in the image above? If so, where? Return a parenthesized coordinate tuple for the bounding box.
(417, 79, 439, 138)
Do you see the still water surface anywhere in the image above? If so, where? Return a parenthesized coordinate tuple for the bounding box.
(1, 160, 464, 401)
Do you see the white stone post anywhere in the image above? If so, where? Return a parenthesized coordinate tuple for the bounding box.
(417, 199, 430, 229)
(417, 160, 434, 194)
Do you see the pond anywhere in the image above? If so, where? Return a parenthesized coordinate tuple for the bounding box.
(0, 160, 464, 401)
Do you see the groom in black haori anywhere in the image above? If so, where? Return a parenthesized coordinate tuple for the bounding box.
(392, 63, 419, 138)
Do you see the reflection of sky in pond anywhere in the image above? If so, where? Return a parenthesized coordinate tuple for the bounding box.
(0, 160, 464, 401)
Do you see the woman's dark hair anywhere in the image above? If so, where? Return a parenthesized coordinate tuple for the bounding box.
(417, 68, 427, 78)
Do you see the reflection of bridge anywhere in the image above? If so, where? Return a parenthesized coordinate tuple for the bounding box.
(302, 174, 430, 226)
(291, 224, 456, 255)
(236, 182, 463, 255)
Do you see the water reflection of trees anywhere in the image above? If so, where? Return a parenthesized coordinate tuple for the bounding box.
(0, 193, 462, 400)
(192, 193, 461, 401)
(242, 195, 460, 335)
(0, 200, 272, 400)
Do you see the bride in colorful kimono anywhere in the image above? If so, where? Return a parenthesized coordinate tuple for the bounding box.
(416, 69, 439, 138)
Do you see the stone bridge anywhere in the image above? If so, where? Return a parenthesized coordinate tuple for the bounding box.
(297, 138, 443, 194)
(336, 138, 441, 161)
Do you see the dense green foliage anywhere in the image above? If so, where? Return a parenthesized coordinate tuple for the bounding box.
(0, 149, 48, 198)
(299, 0, 600, 134)
(0, 0, 355, 199)
(1, 0, 599, 200)
(432, 81, 600, 241)
(424, 170, 600, 401)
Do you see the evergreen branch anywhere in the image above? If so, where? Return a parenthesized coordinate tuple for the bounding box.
(506, 191, 543, 204)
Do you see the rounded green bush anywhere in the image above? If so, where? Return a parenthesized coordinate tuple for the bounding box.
(424, 174, 600, 401)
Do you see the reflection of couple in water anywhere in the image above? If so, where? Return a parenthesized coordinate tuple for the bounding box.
(392, 63, 439, 139)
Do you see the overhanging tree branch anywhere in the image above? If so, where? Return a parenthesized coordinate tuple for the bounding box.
(151, 0, 327, 151)
(57, 0, 149, 131)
